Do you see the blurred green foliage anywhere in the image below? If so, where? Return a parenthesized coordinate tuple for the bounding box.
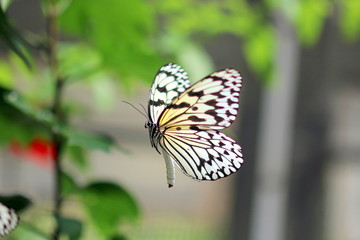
(59, 0, 162, 88)
(340, 0, 360, 40)
(0, 0, 359, 239)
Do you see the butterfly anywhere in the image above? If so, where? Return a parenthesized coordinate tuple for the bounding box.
(145, 63, 244, 188)
(0, 202, 19, 238)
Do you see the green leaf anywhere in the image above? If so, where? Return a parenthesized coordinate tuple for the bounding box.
(4, 89, 56, 127)
(339, 0, 360, 41)
(0, 114, 35, 145)
(58, 43, 103, 82)
(0, 60, 13, 88)
(110, 234, 127, 240)
(0, 0, 14, 10)
(66, 145, 89, 171)
(2, 87, 116, 151)
(79, 182, 140, 238)
(294, 0, 330, 46)
(0, 87, 50, 145)
(243, 25, 275, 84)
(61, 171, 79, 197)
(57, 217, 83, 240)
(0, 194, 32, 212)
(12, 224, 52, 240)
(0, 7, 32, 68)
(63, 127, 115, 152)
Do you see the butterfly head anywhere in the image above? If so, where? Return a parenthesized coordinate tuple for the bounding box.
(144, 121, 152, 129)
(145, 120, 162, 154)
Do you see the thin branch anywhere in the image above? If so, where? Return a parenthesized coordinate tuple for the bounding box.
(46, 0, 65, 239)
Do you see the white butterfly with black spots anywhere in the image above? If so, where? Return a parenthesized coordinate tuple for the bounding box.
(145, 63, 244, 187)
(0, 203, 19, 238)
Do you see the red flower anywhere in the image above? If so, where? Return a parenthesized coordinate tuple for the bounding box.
(9, 137, 56, 169)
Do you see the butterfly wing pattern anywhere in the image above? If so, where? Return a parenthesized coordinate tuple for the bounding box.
(146, 63, 243, 187)
(0, 203, 19, 238)
(148, 63, 190, 125)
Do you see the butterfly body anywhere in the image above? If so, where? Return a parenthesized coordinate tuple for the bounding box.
(146, 63, 244, 187)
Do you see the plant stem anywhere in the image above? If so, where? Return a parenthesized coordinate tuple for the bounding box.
(46, 1, 65, 239)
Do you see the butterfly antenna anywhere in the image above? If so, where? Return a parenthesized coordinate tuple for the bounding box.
(140, 103, 148, 115)
(122, 101, 148, 119)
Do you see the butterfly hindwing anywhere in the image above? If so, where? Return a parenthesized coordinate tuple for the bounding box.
(148, 63, 190, 123)
(160, 130, 243, 180)
(158, 68, 242, 130)
(0, 203, 19, 238)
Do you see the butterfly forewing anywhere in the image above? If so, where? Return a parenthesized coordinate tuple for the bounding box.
(0, 203, 19, 238)
(148, 63, 190, 123)
(158, 69, 242, 130)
